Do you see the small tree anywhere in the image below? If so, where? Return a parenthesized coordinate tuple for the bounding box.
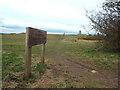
(86, 1, 120, 51)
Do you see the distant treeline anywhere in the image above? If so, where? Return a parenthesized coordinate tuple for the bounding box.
(0, 33, 25, 35)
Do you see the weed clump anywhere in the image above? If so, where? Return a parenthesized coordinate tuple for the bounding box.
(34, 62, 48, 75)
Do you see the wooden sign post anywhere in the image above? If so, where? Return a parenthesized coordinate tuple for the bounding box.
(41, 43, 45, 63)
(25, 27, 47, 77)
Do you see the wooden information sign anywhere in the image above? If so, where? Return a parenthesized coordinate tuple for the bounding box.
(25, 27, 47, 77)
(27, 27, 47, 47)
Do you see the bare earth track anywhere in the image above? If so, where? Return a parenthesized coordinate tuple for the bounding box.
(30, 55, 118, 88)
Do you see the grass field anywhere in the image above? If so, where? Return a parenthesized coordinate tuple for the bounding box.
(2, 33, 119, 88)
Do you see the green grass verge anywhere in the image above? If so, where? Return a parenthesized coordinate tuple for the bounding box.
(2, 52, 24, 80)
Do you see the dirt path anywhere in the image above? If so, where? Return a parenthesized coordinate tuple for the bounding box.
(30, 54, 118, 88)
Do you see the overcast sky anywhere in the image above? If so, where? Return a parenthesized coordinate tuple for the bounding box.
(0, 0, 105, 34)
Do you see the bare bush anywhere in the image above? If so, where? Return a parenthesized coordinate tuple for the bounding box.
(86, 1, 120, 51)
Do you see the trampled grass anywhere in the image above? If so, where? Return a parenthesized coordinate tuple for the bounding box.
(59, 35, 118, 71)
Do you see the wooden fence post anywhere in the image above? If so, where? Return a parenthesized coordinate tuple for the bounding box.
(41, 43, 45, 63)
(25, 27, 32, 77)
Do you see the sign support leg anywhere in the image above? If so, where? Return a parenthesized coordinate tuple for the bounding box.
(25, 46, 32, 77)
(41, 43, 45, 63)
(25, 27, 32, 77)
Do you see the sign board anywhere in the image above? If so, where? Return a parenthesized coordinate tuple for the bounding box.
(27, 27, 47, 47)
(25, 27, 47, 77)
